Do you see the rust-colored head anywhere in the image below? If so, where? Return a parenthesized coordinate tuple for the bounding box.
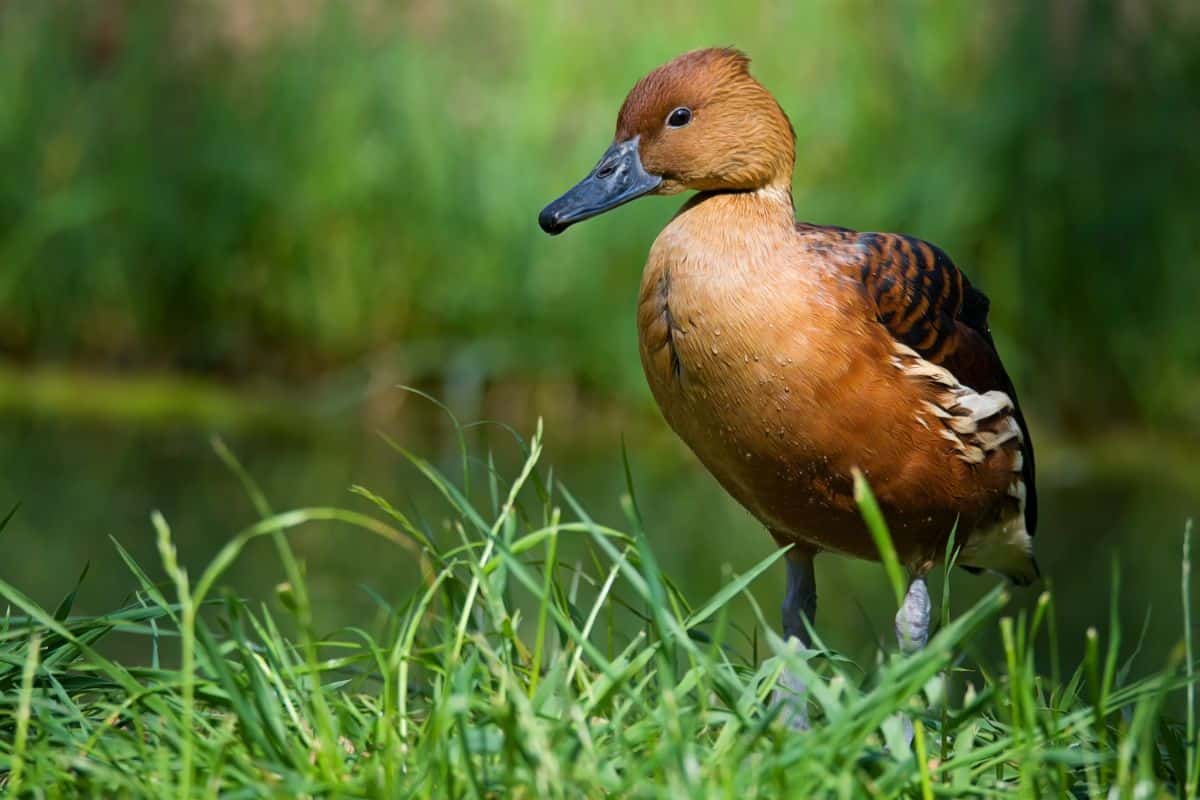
(539, 48, 795, 234)
(616, 48, 794, 194)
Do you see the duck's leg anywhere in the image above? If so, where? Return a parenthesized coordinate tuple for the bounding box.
(781, 546, 817, 643)
(772, 543, 817, 730)
(893, 572, 933, 745)
(895, 573, 931, 655)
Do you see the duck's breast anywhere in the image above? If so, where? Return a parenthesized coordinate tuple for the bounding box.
(636, 229, 866, 526)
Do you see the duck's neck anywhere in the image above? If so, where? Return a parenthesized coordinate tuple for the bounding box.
(686, 183, 795, 227)
(652, 184, 797, 277)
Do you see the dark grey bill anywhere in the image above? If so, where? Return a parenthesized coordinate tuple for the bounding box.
(538, 137, 661, 235)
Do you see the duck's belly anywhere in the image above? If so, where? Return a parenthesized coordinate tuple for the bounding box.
(635, 267, 966, 564)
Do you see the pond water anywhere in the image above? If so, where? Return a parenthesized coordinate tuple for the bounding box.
(1, 397, 1196, 678)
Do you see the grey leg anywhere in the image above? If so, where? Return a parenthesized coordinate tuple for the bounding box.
(893, 575, 933, 745)
(773, 547, 817, 730)
(781, 548, 817, 644)
(895, 575, 931, 654)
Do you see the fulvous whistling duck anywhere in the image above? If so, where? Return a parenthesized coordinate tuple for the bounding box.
(539, 48, 1037, 718)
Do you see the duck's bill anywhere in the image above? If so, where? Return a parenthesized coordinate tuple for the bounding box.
(538, 137, 662, 235)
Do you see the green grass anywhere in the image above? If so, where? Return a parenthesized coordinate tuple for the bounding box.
(0, 420, 1197, 797)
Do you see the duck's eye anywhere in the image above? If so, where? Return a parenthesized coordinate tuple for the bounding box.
(666, 107, 692, 128)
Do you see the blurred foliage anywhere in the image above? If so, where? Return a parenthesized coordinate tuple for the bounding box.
(0, 1, 1198, 432)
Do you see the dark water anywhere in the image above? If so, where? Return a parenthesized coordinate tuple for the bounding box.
(1, 403, 1196, 677)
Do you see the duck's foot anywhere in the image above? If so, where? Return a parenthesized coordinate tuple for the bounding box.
(772, 667, 810, 731)
(898, 715, 915, 747)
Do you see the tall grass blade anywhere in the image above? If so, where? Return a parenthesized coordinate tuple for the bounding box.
(853, 468, 906, 608)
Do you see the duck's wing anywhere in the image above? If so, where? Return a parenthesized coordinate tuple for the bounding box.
(850, 230, 1038, 539)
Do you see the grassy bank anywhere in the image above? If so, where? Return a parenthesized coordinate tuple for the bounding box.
(1, 421, 1196, 797)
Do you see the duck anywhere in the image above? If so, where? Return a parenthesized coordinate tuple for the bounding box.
(538, 48, 1037, 709)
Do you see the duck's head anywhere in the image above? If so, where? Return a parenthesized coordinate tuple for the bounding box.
(539, 48, 794, 235)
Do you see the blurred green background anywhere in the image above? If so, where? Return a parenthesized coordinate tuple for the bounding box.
(1, 1, 1198, 668)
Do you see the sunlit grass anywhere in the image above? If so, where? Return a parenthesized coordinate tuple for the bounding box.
(0, 420, 1196, 797)
(0, 362, 293, 429)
